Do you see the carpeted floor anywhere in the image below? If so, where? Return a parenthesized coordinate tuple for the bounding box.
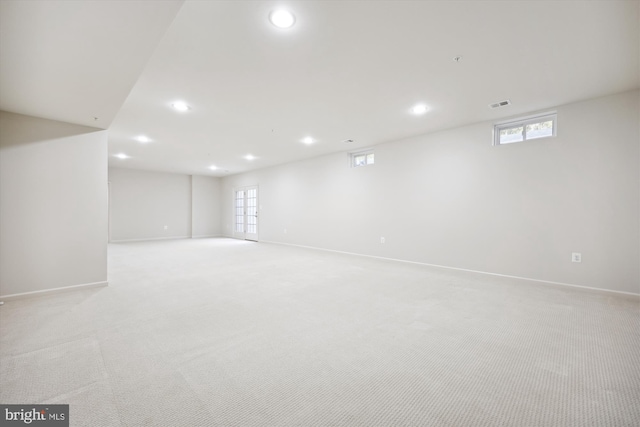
(1, 238, 639, 426)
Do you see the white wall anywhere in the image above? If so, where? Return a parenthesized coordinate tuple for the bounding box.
(108, 168, 221, 242)
(192, 175, 222, 238)
(109, 168, 191, 241)
(222, 90, 640, 294)
(0, 111, 108, 297)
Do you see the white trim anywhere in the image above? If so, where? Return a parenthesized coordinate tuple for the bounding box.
(493, 111, 557, 145)
(109, 235, 190, 243)
(108, 181, 112, 242)
(260, 240, 640, 298)
(189, 175, 194, 238)
(349, 148, 375, 168)
(191, 234, 223, 239)
(232, 185, 260, 241)
(0, 281, 108, 301)
(494, 110, 557, 126)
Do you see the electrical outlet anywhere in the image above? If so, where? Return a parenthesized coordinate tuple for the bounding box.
(164, 225, 168, 230)
(572, 252, 581, 263)
(380, 237, 385, 244)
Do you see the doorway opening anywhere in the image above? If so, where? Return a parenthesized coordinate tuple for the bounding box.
(233, 186, 258, 241)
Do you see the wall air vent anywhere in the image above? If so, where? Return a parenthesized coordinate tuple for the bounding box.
(489, 100, 511, 109)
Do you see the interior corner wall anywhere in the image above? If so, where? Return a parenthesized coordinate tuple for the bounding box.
(108, 168, 191, 241)
(108, 168, 221, 242)
(192, 175, 222, 238)
(221, 90, 640, 295)
(0, 111, 108, 297)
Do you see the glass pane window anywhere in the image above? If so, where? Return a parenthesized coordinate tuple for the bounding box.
(366, 153, 375, 164)
(525, 120, 553, 140)
(499, 126, 524, 144)
(235, 190, 244, 232)
(351, 150, 375, 167)
(494, 113, 556, 145)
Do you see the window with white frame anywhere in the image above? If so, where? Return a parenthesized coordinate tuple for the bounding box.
(494, 112, 557, 145)
(350, 149, 374, 167)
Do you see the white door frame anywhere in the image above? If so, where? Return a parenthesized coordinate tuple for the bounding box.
(232, 185, 259, 241)
(108, 181, 112, 242)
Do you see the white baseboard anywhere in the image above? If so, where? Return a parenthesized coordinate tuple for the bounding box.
(109, 236, 190, 243)
(261, 240, 640, 298)
(0, 281, 108, 301)
(110, 235, 223, 243)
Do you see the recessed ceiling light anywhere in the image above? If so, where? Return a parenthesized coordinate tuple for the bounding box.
(301, 136, 315, 145)
(209, 165, 218, 170)
(244, 154, 256, 161)
(171, 101, 190, 112)
(269, 10, 296, 28)
(410, 104, 428, 115)
(114, 153, 129, 159)
(135, 135, 151, 143)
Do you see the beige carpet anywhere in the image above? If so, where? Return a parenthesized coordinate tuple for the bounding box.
(1, 238, 639, 426)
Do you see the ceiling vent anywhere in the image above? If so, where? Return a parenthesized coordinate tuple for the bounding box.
(489, 100, 511, 109)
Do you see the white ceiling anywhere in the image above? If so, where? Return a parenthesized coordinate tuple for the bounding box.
(0, 0, 183, 130)
(2, 1, 639, 177)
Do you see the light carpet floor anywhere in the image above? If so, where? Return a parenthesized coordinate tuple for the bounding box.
(1, 238, 639, 426)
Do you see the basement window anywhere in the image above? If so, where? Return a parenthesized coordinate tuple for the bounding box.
(350, 150, 375, 167)
(494, 112, 557, 145)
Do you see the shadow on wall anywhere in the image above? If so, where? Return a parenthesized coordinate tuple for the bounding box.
(0, 111, 103, 148)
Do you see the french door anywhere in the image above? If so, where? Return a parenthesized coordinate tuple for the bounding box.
(233, 186, 258, 241)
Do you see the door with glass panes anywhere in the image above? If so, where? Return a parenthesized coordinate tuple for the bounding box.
(233, 186, 258, 241)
